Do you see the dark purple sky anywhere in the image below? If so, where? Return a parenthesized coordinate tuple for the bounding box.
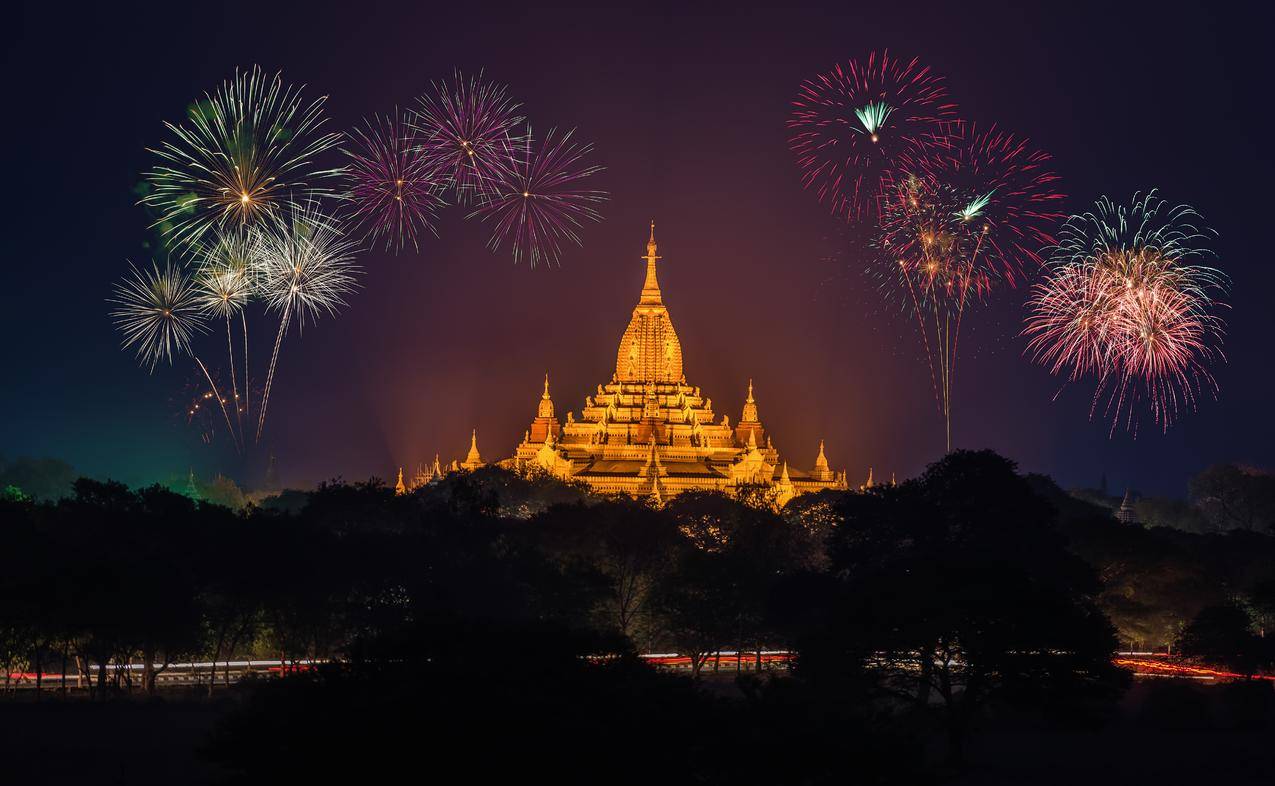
(5, 2, 1270, 496)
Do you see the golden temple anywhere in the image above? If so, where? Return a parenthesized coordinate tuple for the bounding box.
(402, 222, 849, 505)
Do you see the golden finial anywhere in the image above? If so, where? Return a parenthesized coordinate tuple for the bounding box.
(815, 439, 829, 471)
(746, 378, 754, 403)
(464, 428, 483, 467)
(640, 220, 663, 306)
(538, 373, 554, 418)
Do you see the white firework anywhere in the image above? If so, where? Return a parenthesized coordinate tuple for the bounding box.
(110, 261, 207, 371)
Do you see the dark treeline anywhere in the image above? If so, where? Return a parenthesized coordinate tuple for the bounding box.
(1071, 462, 1275, 534)
(3, 450, 1275, 782)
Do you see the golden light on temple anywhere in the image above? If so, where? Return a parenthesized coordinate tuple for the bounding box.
(402, 223, 852, 506)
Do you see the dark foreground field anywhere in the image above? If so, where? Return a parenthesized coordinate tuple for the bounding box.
(3, 680, 1273, 786)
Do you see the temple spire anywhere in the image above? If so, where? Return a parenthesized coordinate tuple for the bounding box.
(462, 428, 484, 469)
(537, 373, 555, 418)
(741, 378, 759, 423)
(640, 220, 663, 306)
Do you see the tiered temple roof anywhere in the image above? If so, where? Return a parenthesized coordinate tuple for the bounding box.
(502, 222, 848, 504)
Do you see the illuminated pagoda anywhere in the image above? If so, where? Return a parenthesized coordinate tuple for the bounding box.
(500, 222, 849, 504)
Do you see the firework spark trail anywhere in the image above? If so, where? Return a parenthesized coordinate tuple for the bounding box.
(1024, 192, 1228, 434)
(194, 229, 257, 451)
(468, 127, 607, 266)
(343, 109, 446, 252)
(875, 155, 1049, 452)
(109, 261, 245, 450)
(252, 202, 360, 440)
(193, 356, 242, 455)
(877, 179, 983, 451)
(141, 65, 343, 249)
(788, 51, 957, 221)
(411, 70, 524, 205)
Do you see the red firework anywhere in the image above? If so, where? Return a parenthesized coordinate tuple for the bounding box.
(411, 70, 524, 204)
(917, 122, 1066, 287)
(872, 127, 1063, 452)
(788, 51, 957, 221)
(468, 127, 607, 267)
(343, 110, 446, 252)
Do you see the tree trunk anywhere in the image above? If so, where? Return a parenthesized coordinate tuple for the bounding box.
(914, 655, 934, 708)
(96, 657, 108, 699)
(142, 647, 157, 696)
(32, 644, 42, 699)
(690, 653, 706, 679)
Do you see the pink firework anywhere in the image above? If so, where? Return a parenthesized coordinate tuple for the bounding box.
(343, 110, 445, 252)
(468, 127, 607, 267)
(918, 122, 1066, 287)
(411, 70, 524, 204)
(1024, 192, 1228, 434)
(788, 51, 957, 221)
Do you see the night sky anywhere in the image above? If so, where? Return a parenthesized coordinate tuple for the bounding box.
(5, 2, 1270, 497)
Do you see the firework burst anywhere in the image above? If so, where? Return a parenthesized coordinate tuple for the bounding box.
(140, 65, 343, 249)
(788, 51, 957, 221)
(111, 261, 207, 371)
(870, 123, 1063, 452)
(874, 176, 992, 451)
(111, 261, 244, 449)
(251, 201, 360, 439)
(1024, 192, 1228, 434)
(343, 110, 446, 252)
(193, 228, 258, 445)
(917, 122, 1065, 287)
(468, 127, 607, 266)
(411, 70, 524, 204)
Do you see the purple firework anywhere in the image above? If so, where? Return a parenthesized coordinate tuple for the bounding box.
(343, 110, 445, 252)
(468, 127, 607, 267)
(411, 70, 524, 204)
